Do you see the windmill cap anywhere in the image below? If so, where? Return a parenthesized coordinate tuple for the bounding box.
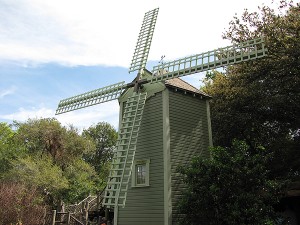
(165, 78, 211, 98)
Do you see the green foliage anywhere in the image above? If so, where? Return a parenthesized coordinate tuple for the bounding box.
(0, 122, 14, 148)
(63, 158, 98, 203)
(0, 118, 117, 207)
(178, 140, 286, 225)
(82, 122, 117, 178)
(5, 154, 68, 196)
(5, 118, 97, 204)
(0, 123, 17, 177)
(202, 0, 300, 178)
(188, 3, 299, 223)
(14, 118, 94, 168)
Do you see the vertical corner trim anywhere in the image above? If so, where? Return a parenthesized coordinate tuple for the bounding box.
(162, 88, 172, 225)
(206, 100, 213, 148)
(119, 101, 124, 130)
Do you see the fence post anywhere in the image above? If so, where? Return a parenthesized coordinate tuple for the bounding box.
(105, 208, 109, 222)
(66, 212, 71, 225)
(84, 202, 89, 225)
(96, 195, 100, 210)
(51, 210, 56, 225)
(42, 208, 47, 225)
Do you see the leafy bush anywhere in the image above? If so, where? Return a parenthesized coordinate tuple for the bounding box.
(178, 140, 287, 225)
(0, 182, 46, 225)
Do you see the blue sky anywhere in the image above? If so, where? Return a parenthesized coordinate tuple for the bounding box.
(0, 0, 273, 130)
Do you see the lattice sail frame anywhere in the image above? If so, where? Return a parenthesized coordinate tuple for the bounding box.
(55, 82, 126, 114)
(150, 37, 267, 83)
(129, 8, 159, 73)
(54, 7, 269, 212)
(103, 92, 147, 208)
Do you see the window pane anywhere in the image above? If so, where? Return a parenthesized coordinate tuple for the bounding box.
(136, 164, 146, 185)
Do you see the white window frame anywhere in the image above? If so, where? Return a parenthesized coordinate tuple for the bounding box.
(131, 159, 150, 187)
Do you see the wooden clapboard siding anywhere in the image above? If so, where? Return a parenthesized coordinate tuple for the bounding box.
(168, 90, 211, 224)
(118, 92, 165, 225)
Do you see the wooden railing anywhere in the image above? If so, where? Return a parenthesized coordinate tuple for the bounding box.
(65, 195, 97, 214)
(43, 189, 106, 225)
(69, 215, 85, 225)
(43, 210, 84, 225)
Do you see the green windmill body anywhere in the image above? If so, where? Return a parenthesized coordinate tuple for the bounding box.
(115, 71, 212, 225)
(55, 8, 267, 225)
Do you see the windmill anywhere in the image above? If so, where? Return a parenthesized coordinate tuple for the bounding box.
(56, 8, 267, 225)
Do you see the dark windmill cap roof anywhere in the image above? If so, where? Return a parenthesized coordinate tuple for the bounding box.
(164, 78, 211, 98)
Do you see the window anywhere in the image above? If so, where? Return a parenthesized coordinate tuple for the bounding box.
(132, 159, 150, 187)
(136, 164, 146, 185)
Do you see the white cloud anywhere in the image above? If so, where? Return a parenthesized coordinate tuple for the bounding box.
(0, 86, 17, 98)
(55, 101, 120, 130)
(0, 0, 271, 67)
(0, 107, 52, 119)
(0, 107, 54, 122)
(0, 101, 120, 130)
(0, 0, 280, 131)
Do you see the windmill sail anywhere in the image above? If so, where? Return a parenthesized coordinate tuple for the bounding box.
(150, 37, 267, 83)
(102, 92, 147, 208)
(129, 8, 159, 73)
(55, 81, 126, 115)
(54, 7, 270, 223)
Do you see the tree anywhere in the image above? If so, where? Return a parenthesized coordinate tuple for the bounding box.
(0, 118, 118, 206)
(63, 158, 99, 203)
(178, 140, 286, 225)
(0, 122, 14, 150)
(180, 2, 299, 223)
(13, 118, 95, 168)
(1, 118, 99, 206)
(0, 118, 120, 214)
(0, 181, 46, 225)
(0, 123, 18, 177)
(82, 122, 117, 178)
(202, 0, 300, 178)
(5, 153, 69, 201)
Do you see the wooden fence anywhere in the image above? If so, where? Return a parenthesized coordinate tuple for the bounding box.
(43, 192, 106, 225)
(44, 210, 85, 225)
